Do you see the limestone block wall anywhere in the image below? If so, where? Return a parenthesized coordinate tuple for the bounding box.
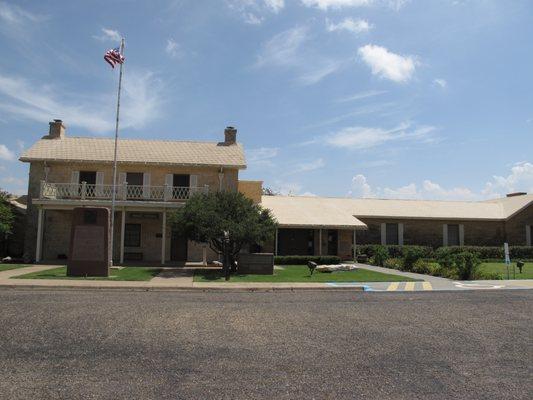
(505, 204, 533, 245)
(238, 180, 263, 204)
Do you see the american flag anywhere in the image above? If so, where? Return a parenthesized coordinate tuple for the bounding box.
(104, 47, 125, 69)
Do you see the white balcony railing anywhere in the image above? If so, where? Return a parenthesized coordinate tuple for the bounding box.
(39, 181, 209, 202)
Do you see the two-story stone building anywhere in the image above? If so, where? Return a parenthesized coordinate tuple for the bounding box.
(20, 120, 246, 264)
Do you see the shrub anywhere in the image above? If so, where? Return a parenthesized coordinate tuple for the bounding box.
(509, 246, 533, 259)
(383, 257, 403, 270)
(475, 271, 502, 280)
(436, 247, 455, 270)
(454, 251, 481, 280)
(274, 255, 341, 265)
(438, 246, 533, 260)
(357, 245, 434, 259)
(371, 245, 389, 267)
(402, 247, 427, 271)
(411, 259, 432, 274)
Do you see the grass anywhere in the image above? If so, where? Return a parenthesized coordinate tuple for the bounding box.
(13, 266, 162, 281)
(479, 262, 533, 280)
(0, 264, 32, 272)
(194, 265, 419, 283)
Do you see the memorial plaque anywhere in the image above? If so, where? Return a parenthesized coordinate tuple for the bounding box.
(67, 207, 110, 277)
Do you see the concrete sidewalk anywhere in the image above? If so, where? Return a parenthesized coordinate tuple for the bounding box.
(0, 264, 532, 292)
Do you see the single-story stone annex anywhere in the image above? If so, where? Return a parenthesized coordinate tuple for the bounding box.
(20, 120, 533, 264)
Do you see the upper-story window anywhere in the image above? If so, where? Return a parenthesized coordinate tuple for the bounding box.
(79, 171, 96, 185)
(126, 172, 143, 186)
(173, 174, 190, 187)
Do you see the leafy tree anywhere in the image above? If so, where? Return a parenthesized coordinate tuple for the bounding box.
(169, 191, 277, 279)
(262, 187, 279, 196)
(0, 189, 14, 236)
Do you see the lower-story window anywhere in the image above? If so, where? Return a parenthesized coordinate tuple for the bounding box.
(385, 223, 399, 245)
(447, 224, 460, 246)
(124, 224, 141, 247)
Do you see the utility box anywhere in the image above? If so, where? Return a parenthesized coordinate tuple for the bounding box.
(67, 207, 110, 277)
(237, 253, 274, 275)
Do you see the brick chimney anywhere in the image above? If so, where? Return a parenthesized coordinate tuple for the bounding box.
(47, 119, 66, 139)
(224, 126, 237, 145)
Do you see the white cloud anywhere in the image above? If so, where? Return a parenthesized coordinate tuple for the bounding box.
(325, 122, 435, 150)
(0, 70, 164, 133)
(327, 17, 372, 34)
(288, 158, 326, 175)
(358, 44, 418, 83)
(0, 144, 15, 161)
(256, 26, 308, 67)
(1, 176, 25, 186)
(336, 89, 386, 103)
(256, 26, 341, 85)
(165, 38, 182, 58)
(483, 162, 533, 198)
(433, 78, 447, 89)
(350, 174, 477, 200)
(300, 0, 373, 10)
(0, 2, 42, 25)
(93, 28, 122, 42)
(227, 0, 284, 25)
(247, 147, 279, 167)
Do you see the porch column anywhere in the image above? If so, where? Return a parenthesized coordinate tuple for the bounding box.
(353, 229, 357, 261)
(161, 210, 166, 265)
(119, 209, 125, 264)
(274, 228, 278, 255)
(202, 244, 207, 266)
(318, 229, 322, 256)
(35, 208, 44, 262)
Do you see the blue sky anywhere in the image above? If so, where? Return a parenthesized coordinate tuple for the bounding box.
(0, 0, 532, 199)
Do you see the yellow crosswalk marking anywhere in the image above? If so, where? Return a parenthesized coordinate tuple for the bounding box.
(404, 282, 415, 291)
(422, 282, 433, 291)
(386, 282, 399, 291)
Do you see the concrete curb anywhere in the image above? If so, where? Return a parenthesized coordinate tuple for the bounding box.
(0, 284, 366, 292)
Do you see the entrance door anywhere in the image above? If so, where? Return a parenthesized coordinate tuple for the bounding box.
(327, 230, 338, 256)
(170, 230, 188, 261)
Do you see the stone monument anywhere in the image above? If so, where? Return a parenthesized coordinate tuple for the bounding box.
(67, 207, 110, 277)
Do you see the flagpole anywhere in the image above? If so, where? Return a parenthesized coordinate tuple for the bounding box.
(109, 37, 125, 268)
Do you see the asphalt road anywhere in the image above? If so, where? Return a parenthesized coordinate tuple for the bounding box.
(0, 289, 531, 400)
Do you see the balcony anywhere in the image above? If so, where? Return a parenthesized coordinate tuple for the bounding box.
(39, 181, 209, 202)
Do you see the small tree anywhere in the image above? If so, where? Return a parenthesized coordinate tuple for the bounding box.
(0, 189, 14, 236)
(169, 191, 277, 279)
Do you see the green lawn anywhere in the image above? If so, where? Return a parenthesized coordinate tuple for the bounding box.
(13, 266, 162, 281)
(0, 264, 32, 272)
(194, 265, 419, 283)
(480, 262, 533, 280)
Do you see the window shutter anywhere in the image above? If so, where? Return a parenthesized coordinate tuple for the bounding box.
(398, 223, 404, 246)
(459, 224, 465, 246)
(190, 174, 198, 188)
(165, 174, 173, 186)
(118, 172, 127, 198)
(443, 224, 448, 247)
(142, 173, 151, 199)
(526, 225, 531, 246)
(70, 171, 80, 197)
(95, 171, 104, 196)
(380, 223, 386, 245)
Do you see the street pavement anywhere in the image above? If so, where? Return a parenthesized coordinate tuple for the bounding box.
(0, 289, 531, 399)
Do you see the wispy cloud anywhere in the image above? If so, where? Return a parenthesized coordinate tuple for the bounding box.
(0, 1, 43, 25)
(93, 27, 122, 42)
(247, 147, 279, 167)
(0, 70, 164, 134)
(433, 78, 447, 89)
(0, 144, 15, 161)
(336, 89, 386, 103)
(226, 0, 285, 25)
(483, 162, 533, 198)
(325, 122, 435, 150)
(326, 17, 373, 34)
(287, 158, 326, 175)
(165, 38, 182, 58)
(358, 44, 418, 83)
(256, 26, 342, 85)
(301, 0, 409, 10)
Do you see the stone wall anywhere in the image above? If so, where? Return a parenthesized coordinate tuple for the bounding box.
(356, 218, 506, 247)
(505, 203, 533, 245)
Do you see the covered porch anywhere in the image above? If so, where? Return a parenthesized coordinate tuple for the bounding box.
(33, 201, 216, 266)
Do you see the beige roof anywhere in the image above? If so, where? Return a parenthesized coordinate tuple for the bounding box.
(261, 196, 367, 229)
(20, 137, 247, 169)
(261, 194, 533, 226)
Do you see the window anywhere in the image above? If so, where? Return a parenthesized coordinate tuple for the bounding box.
(386, 223, 399, 245)
(447, 224, 460, 246)
(126, 172, 143, 186)
(173, 174, 190, 187)
(124, 224, 141, 247)
(79, 171, 97, 185)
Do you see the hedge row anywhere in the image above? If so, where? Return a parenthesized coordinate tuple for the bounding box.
(274, 255, 341, 265)
(357, 245, 533, 260)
